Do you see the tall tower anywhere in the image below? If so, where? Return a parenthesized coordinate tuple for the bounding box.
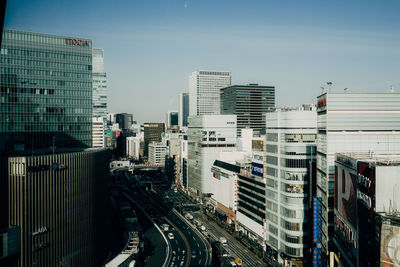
(178, 92, 189, 128)
(189, 70, 231, 116)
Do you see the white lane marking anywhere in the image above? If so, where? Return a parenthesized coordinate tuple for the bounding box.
(197, 243, 199, 247)
(192, 236, 195, 240)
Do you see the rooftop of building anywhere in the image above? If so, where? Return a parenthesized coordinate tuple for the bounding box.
(337, 153, 400, 166)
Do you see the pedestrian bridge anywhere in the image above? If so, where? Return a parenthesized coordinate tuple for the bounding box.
(110, 163, 164, 173)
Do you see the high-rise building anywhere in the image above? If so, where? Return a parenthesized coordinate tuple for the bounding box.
(0, 29, 93, 154)
(7, 149, 111, 267)
(178, 92, 189, 128)
(116, 113, 133, 130)
(264, 108, 317, 266)
(143, 123, 165, 158)
(166, 110, 178, 129)
(189, 70, 231, 116)
(187, 115, 237, 200)
(92, 48, 107, 124)
(316, 93, 400, 263)
(126, 136, 140, 160)
(92, 117, 105, 148)
(221, 84, 275, 136)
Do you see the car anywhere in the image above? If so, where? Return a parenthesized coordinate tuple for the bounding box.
(168, 233, 174, 239)
(191, 251, 197, 258)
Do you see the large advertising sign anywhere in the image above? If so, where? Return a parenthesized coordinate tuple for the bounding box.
(357, 162, 375, 219)
(252, 151, 264, 177)
(380, 223, 400, 266)
(334, 159, 358, 249)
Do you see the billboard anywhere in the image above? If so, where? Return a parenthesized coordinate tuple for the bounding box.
(252, 151, 264, 177)
(357, 162, 375, 219)
(380, 223, 400, 266)
(334, 158, 358, 249)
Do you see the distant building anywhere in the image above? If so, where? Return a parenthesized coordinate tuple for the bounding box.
(92, 48, 107, 125)
(143, 123, 165, 159)
(316, 93, 400, 263)
(116, 113, 133, 130)
(148, 142, 167, 165)
(126, 136, 140, 160)
(187, 115, 237, 200)
(178, 93, 189, 128)
(189, 70, 231, 116)
(166, 110, 178, 129)
(332, 153, 400, 267)
(92, 117, 105, 148)
(220, 84, 275, 136)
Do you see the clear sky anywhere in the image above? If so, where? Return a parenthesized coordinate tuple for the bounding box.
(4, 0, 400, 123)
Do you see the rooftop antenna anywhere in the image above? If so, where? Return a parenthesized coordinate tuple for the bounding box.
(390, 85, 394, 93)
(320, 87, 325, 94)
(344, 88, 348, 93)
(327, 82, 333, 93)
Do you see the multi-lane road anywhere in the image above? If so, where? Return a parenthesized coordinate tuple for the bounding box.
(120, 170, 210, 267)
(192, 212, 266, 267)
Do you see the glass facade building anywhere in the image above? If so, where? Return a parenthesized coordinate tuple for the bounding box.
(92, 48, 107, 124)
(0, 29, 93, 154)
(221, 84, 275, 136)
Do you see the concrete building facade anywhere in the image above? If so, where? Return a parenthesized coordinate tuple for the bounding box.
(265, 108, 317, 266)
(316, 93, 400, 263)
(148, 142, 167, 165)
(187, 115, 237, 200)
(189, 70, 231, 116)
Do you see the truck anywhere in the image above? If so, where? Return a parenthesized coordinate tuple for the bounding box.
(185, 213, 193, 220)
(219, 237, 227, 246)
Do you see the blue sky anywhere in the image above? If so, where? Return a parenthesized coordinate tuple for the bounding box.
(4, 0, 400, 123)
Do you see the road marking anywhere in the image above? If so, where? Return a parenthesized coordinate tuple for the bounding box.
(197, 243, 199, 247)
(192, 237, 195, 240)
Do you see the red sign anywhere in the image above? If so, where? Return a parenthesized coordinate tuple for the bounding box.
(317, 97, 326, 107)
(116, 131, 121, 136)
(65, 38, 89, 47)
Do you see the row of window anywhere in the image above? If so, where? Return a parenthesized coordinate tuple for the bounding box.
(1, 67, 91, 79)
(0, 96, 91, 106)
(1, 76, 91, 88)
(1, 48, 91, 62)
(0, 87, 91, 97)
(0, 124, 91, 132)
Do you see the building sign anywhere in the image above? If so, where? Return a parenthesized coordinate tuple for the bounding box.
(240, 169, 252, 178)
(32, 227, 48, 236)
(252, 151, 264, 177)
(116, 130, 121, 137)
(334, 162, 358, 250)
(313, 197, 321, 244)
(313, 247, 322, 267)
(251, 162, 263, 177)
(65, 38, 89, 47)
(357, 162, 375, 219)
(380, 224, 400, 266)
(317, 97, 326, 108)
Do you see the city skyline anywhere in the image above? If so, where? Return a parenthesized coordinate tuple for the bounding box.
(4, 0, 400, 124)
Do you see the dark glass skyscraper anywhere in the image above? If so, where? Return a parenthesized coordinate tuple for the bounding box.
(0, 29, 93, 155)
(220, 84, 275, 136)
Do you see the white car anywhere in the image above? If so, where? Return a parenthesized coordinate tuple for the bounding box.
(168, 233, 174, 239)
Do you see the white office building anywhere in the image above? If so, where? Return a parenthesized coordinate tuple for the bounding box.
(265, 108, 317, 266)
(126, 136, 141, 160)
(148, 142, 168, 165)
(92, 117, 105, 148)
(316, 93, 400, 262)
(189, 70, 231, 116)
(187, 115, 237, 200)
